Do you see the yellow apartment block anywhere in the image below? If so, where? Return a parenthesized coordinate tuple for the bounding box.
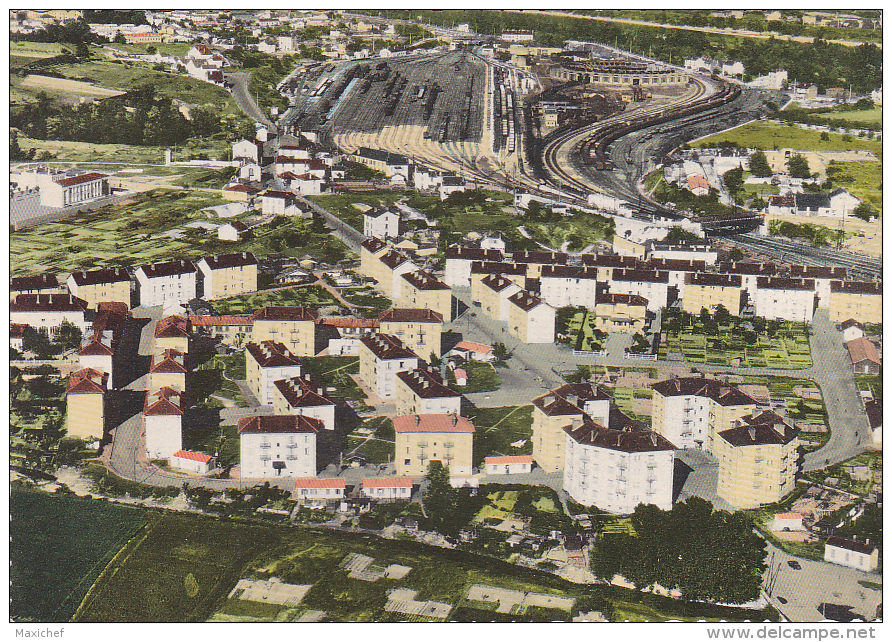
(393, 413, 475, 477)
(593, 293, 648, 334)
(251, 306, 319, 357)
(65, 368, 107, 440)
(399, 270, 453, 322)
(827, 282, 882, 325)
(715, 412, 799, 509)
(682, 273, 744, 316)
(198, 253, 259, 301)
(378, 308, 444, 359)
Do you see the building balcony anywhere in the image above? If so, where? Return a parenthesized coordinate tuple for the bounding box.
(260, 455, 271, 461)
(260, 443, 271, 449)
(286, 455, 298, 461)
(287, 443, 298, 449)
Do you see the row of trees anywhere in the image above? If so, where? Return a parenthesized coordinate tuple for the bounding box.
(11, 86, 229, 147)
(591, 498, 767, 603)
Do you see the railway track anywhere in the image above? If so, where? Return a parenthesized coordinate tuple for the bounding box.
(727, 233, 882, 279)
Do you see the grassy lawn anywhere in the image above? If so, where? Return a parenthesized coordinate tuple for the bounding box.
(345, 435, 395, 464)
(854, 374, 882, 400)
(189, 424, 240, 468)
(105, 42, 195, 57)
(469, 405, 534, 467)
(10, 188, 355, 277)
(300, 356, 364, 397)
(809, 106, 883, 129)
(308, 191, 410, 232)
(213, 286, 338, 316)
(341, 286, 393, 318)
(192, 352, 247, 408)
(660, 315, 812, 369)
(523, 210, 615, 253)
(564, 309, 607, 351)
(447, 361, 502, 393)
(697, 121, 882, 154)
(827, 160, 883, 214)
(10, 485, 150, 622)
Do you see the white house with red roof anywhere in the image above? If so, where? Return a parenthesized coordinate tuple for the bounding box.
(144, 387, 184, 460)
(17, 168, 109, 208)
(448, 341, 495, 362)
(484, 455, 533, 475)
(238, 415, 323, 478)
(770, 512, 804, 532)
(361, 477, 415, 500)
(169, 450, 216, 474)
(10, 293, 89, 337)
(292, 478, 346, 503)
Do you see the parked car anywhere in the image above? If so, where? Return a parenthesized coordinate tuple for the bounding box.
(787, 560, 801, 570)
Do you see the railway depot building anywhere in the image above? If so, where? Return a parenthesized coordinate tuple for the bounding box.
(550, 58, 688, 87)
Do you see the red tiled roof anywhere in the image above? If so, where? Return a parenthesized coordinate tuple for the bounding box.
(454, 341, 492, 354)
(11, 273, 59, 291)
(189, 315, 253, 326)
(246, 340, 302, 368)
(396, 369, 460, 399)
(402, 270, 450, 290)
(69, 267, 129, 286)
(453, 368, 467, 379)
(360, 334, 418, 360)
(485, 455, 532, 465)
(846, 337, 881, 366)
(362, 477, 414, 488)
(263, 190, 293, 199)
(507, 289, 544, 312)
(392, 413, 474, 433)
(78, 339, 114, 356)
(597, 293, 648, 306)
(651, 377, 757, 407)
(224, 184, 260, 193)
(200, 252, 258, 270)
(171, 450, 213, 464)
(273, 376, 335, 408)
(293, 478, 346, 489)
(144, 387, 184, 416)
(138, 260, 196, 278)
(565, 421, 676, 453)
(253, 306, 319, 322)
(378, 308, 443, 324)
(154, 316, 190, 338)
(237, 414, 323, 434)
(55, 172, 107, 187)
(718, 410, 798, 446)
(317, 317, 379, 328)
(67, 368, 107, 394)
(11, 294, 88, 313)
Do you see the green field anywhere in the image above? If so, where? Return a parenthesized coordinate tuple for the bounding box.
(809, 106, 883, 129)
(854, 374, 882, 400)
(697, 121, 882, 154)
(341, 285, 394, 317)
(192, 352, 247, 408)
(827, 160, 883, 214)
(660, 316, 812, 369)
(213, 286, 339, 315)
(469, 405, 534, 467)
(105, 42, 196, 57)
(308, 192, 410, 232)
(565, 309, 607, 351)
(10, 188, 354, 277)
(447, 360, 502, 393)
(11, 485, 149, 622)
(74, 512, 275, 622)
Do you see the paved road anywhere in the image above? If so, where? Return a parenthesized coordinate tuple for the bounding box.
(763, 541, 882, 622)
(224, 71, 274, 128)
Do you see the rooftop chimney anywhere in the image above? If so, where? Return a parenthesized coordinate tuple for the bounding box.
(748, 426, 757, 442)
(414, 415, 420, 425)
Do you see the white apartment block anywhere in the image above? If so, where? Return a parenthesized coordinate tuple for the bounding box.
(444, 246, 505, 287)
(237, 415, 322, 479)
(608, 269, 669, 312)
(538, 265, 598, 309)
(563, 422, 676, 513)
(135, 259, 197, 311)
(753, 277, 816, 323)
(363, 207, 401, 239)
(358, 334, 419, 400)
(245, 340, 303, 406)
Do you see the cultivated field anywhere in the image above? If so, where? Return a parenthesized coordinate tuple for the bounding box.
(74, 512, 275, 622)
(20, 74, 125, 97)
(10, 486, 148, 622)
(697, 121, 882, 154)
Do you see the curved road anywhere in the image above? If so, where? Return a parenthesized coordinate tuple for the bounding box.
(224, 70, 275, 128)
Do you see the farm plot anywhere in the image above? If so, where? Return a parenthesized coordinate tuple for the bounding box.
(212, 286, 338, 315)
(74, 512, 276, 622)
(10, 486, 149, 622)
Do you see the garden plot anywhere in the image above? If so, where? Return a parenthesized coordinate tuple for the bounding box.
(228, 577, 312, 606)
(384, 588, 452, 620)
(466, 584, 575, 614)
(339, 553, 412, 581)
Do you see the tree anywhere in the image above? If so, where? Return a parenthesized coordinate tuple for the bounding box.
(786, 154, 811, 178)
(76, 40, 90, 59)
(722, 167, 744, 196)
(748, 150, 773, 177)
(852, 202, 878, 222)
(820, 131, 830, 141)
(664, 226, 702, 242)
(23, 328, 60, 359)
(56, 320, 83, 351)
(750, 197, 767, 211)
(428, 352, 442, 368)
(730, 247, 745, 261)
(147, 45, 157, 55)
(422, 461, 472, 536)
(492, 342, 509, 361)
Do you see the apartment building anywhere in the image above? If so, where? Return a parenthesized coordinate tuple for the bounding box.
(189, 315, 253, 347)
(378, 250, 420, 300)
(714, 411, 799, 509)
(474, 273, 521, 324)
(593, 293, 648, 334)
(10, 273, 64, 302)
(270, 375, 336, 430)
(563, 421, 676, 513)
(394, 369, 462, 416)
(393, 413, 475, 477)
(359, 237, 390, 282)
(470, 261, 528, 295)
(398, 270, 453, 321)
(66, 267, 131, 308)
(245, 340, 303, 405)
(827, 281, 882, 325)
(580, 253, 641, 282)
(608, 269, 670, 312)
(65, 368, 107, 440)
(10, 294, 89, 337)
(682, 273, 744, 316)
(651, 377, 758, 451)
(539, 265, 598, 309)
(444, 246, 505, 287)
(196, 252, 258, 300)
(154, 315, 190, 353)
(531, 382, 617, 473)
(358, 334, 419, 400)
(717, 261, 778, 296)
(251, 306, 319, 357)
(789, 266, 847, 309)
(363, 206, 402, 239)
(134, 259, 197, 311)
(512, 250, 569, 280)
(506, 290, 555, 344)
(77, 305, 126, 387)
(144, 387, 184, 460)
(378, 308, 443, 358)
(237, 414, 323, 479)
(753, 277, 816, 323)
(148, 348, 188, 392)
